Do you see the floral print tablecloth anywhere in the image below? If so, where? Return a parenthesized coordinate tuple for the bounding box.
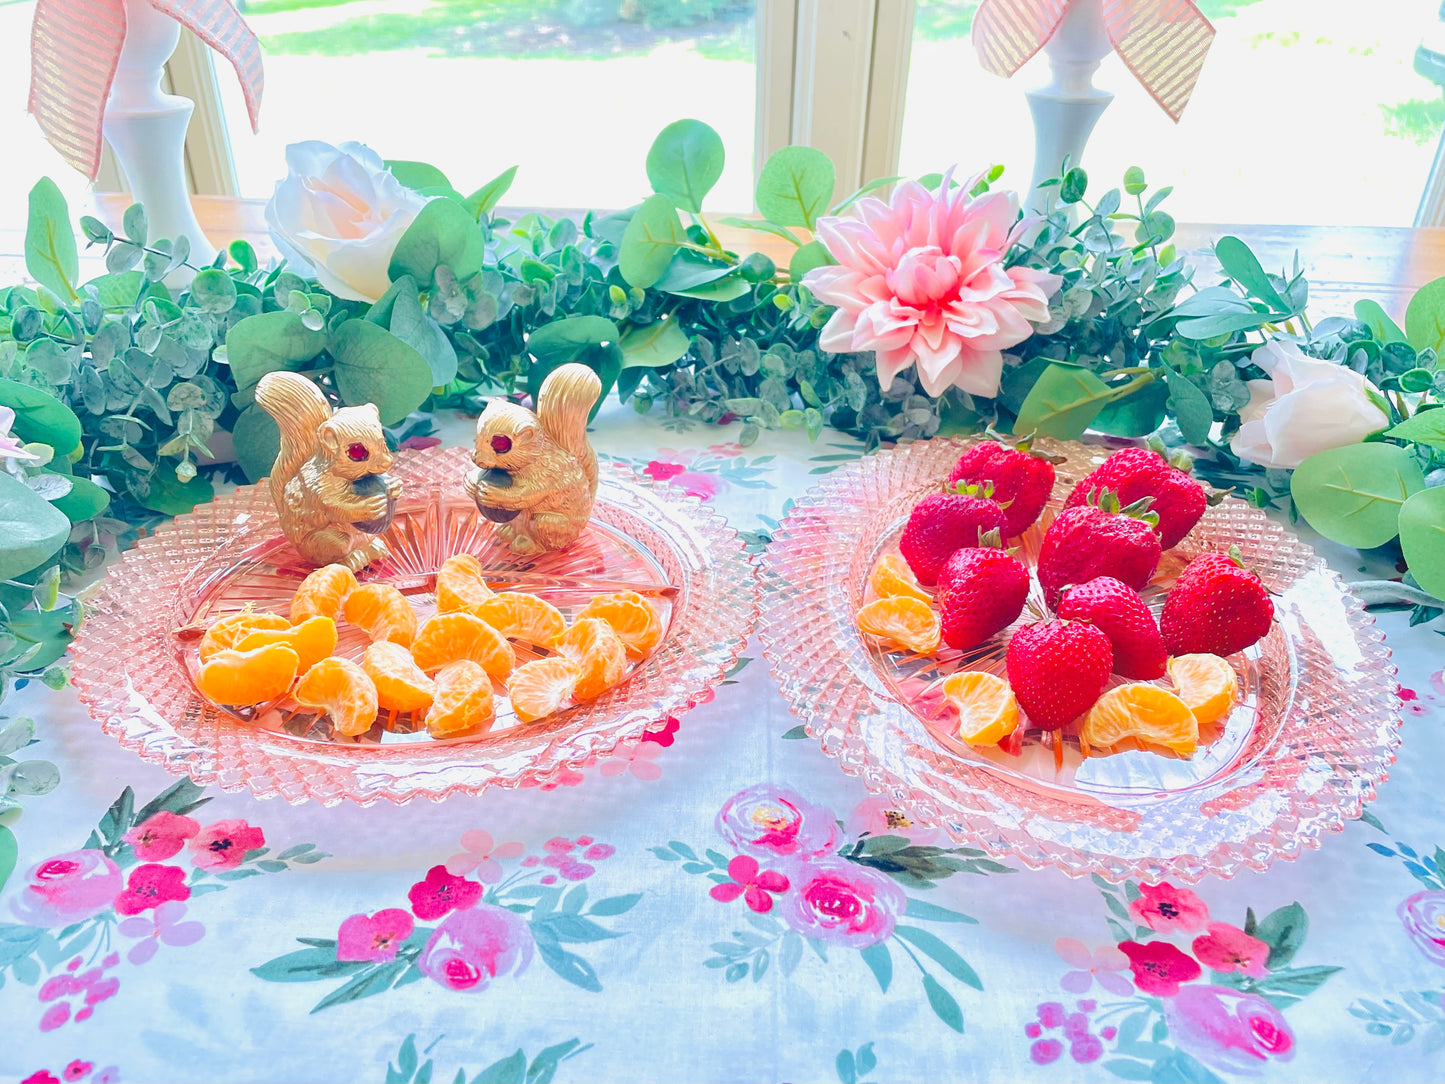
(2, 407, 1441, 1084)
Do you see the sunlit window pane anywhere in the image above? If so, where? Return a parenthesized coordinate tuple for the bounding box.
(219, 0, 757, 210)
(899, 0, 1445, 225)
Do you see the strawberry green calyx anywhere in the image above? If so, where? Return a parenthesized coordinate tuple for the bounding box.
(977, 527, 1006, 549)
(950, 479, 1002, 503)
(1227, 543, 1246, 568)
(1167, 449, 1195, 473)
(1118, 495, 1161, 529)
(1206, 487, 1233, 507)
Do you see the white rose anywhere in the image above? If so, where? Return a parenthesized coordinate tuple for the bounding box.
(264, 141, 428, 303)
(1229, 339, 1389, 470)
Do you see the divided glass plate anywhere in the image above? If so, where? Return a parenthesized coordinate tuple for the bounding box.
(72, 446, 757, 805)
(758, 436, 1401, 883)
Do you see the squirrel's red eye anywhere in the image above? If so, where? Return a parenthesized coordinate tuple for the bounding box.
(347, 442, 369, 462)
(490, 435, 513, 454)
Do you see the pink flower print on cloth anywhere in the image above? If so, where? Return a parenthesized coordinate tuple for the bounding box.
(716, 783, 841, 860)
(710, 856, 790, 913)
(1055, 938, 1134, 995)
(802, 169, 1060, 398)
(445, 830, 525, 882)
(188, 819, 264, 871)
(117, 900, 205, 964)
(124, 811, 199, 861)
(10, 850, 122, 927)
(408, 865, 482, 921)
(1192, 923, 1270, 977)
(1118, 940, 1201, 996)
(781, 858, 905, 948)
(1399, 890, 1445, 965)
(642, 452, 724, 500)
(845, 797, 945, 846)
(337, 908, 414, 962)
(418, 904, 533, 992)
(113, 864, 191, 916)
(599, 740, 663, 781)
(1164, 984, 1295, 1073)
(1128, 881, 1211, 934)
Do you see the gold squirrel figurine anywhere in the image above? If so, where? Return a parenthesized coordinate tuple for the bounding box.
(465, 363, 602, 554)
(255, 371, 403, 571)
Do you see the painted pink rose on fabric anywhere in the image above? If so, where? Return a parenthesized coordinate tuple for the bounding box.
(1118, 940, 1201, 996)
(1128, 882, 1211, 934)
(781, 858, 905, 948)
(1055, 938, 1134, 995)
(409, 864, 482, 920)
(124, 811, 200, 861)
(337, 908, 414, 962)
(845, 796, 945, 846)
(1164, 984, 1295, 1073)
(710, 855, 789, 913)
(10, 850, 122, 927)
(418, 904, 533, 993)
(642, 454, 724, 500)
(117, 900, 205, 965)
(716, 783, 840, 860)
(188, 819, 264, 871)
(803, 169, 1060, 398)
(445, 830, 525, 882)
(113, 864, 191, 916)
(1399, 890, 1445, 965)
(1192, 922, 1270, 977)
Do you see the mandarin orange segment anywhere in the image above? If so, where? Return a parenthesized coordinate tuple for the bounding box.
(291, 564, 358, 623)
(426, 660, 496, 737)
(198, 608, 290, 662)
(234, 616, 338, 673)
(940, 671, 1019, 746)
(362, 642, 436, 713)
(855, 596, 941, 655)
(558, 617, 628, 700)
(1166, 653, 1238, 726)
(576, 591, 663, 660)
(436, 554, 495, 616)
(195, 643, 299, 706)
(294, 656, 379, 736)
(1080, 683, 1199, 756)
(411, 612, 515, 679)
(344, 583, 417, 646)
(507, 657, 579, 722)
(474, 592, 565, 648)
(871, 554, 931, 604)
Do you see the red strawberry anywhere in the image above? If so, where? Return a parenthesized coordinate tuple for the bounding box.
(1160, 548, 1273, 657)
(936, 544, 1030, 650)
(1036, 494, 1163, 609)
(899, 493, 1006, 587)
(1056, 576, 1167, 679)
(947, 440, 1057, 537)
(1005, 619, 1114, 728)
(1065, 447, 1206, 549)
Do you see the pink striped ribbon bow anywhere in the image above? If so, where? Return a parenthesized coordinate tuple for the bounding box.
(29, 0, 263, 180)
(973, 0, 1215, 121)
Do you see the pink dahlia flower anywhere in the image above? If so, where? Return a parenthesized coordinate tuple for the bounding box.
(803, 171, 1060, 398)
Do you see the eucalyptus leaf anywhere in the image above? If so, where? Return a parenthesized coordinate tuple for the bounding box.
(384, 160, 452, 192)
(1290, 443, 1424, 548)
(24, 179, 79, 302)
(1214, 236, 1290, 312)
(1013, 363, 1113, 440)
(620, 319, 690, 369)
(0, 378, 82, 454)
(0, 472, 70, 580)
(466, 165, 518, 217)
(645, 119, 725, 213)
(1356, 298, 1408, 344)
(1165, 370, 1215, 445)
(388, 198, 487, 286)
(525, 316, 622, 413)
(232, 404, 282, 483)
(223, 311, 328, 389)
(329, 320, 434, 425)
(789, 241, 832, 281)
(1398, 487, 1445, 602)
(619, 195, 687, 289)
(1387, 409, 1445, 451)
(756, 146, 834, 230)
(1406, 277, 1445, 354)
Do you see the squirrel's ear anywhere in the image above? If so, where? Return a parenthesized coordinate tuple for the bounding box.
(365, 404, 380, 420)
(317, 424, 339, 455)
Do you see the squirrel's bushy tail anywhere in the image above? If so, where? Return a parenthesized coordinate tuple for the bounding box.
(255, 372, 331, 503)
(537, 364, 602, 489)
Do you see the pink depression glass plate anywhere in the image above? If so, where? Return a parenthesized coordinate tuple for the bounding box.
(758, 436, 1401, 883)
(72, 446, 757, 805)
